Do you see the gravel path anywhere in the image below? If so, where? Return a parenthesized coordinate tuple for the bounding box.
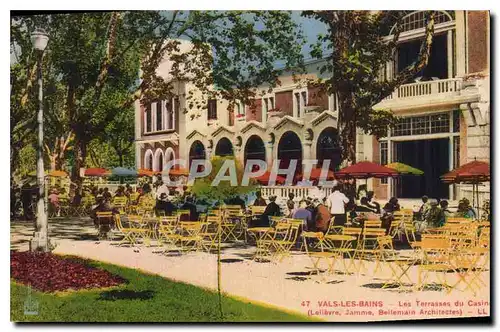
(11, 218, 490, 322)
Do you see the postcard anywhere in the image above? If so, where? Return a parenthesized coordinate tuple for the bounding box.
(10, 9, 490, 323)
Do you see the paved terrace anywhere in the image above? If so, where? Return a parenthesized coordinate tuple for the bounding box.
(11, 218, 490, 322)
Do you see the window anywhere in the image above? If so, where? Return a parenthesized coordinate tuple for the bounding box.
(453, 136, 460, 169)
(165, 98, 174, 130)
(452, 109, 460, 133)
(207, 99, 217, 120)
(380, 141, 388, 184)
(262, 96, 274, 113)
(392, 117, 412, 136)
(390, 11, 454, 35)
(145, 106, 152, 133)
(329, 93, 338, 112)
(430, 113, 449, 133)
(155, 102, 162, 131)
(391, 112, 451, 137)
(236, 101, 244, 116)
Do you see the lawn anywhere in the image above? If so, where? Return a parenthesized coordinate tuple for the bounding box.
(11, 256, 313, 322)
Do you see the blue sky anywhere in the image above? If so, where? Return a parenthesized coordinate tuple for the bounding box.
(291, 11, 328, 59)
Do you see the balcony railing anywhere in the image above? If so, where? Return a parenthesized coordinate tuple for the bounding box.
(384, 78, 462, 101)
(260, 186, 334, 202)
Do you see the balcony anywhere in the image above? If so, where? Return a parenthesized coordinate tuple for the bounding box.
(385, 78, 462, 100)
(376, 78, 465, 111)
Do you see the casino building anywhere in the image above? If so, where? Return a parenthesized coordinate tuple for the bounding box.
(134, 10, 490, 205)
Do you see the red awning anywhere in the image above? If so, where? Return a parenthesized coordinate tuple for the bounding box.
(137, 168, 160, 177)
(441, 160, 490, 183)
(168, 166, 190, 177)
(84, 168, 110, 177)
(335, 161, 398, 179)
(297, 167, 335, 181)
(255, 171, 286, 185)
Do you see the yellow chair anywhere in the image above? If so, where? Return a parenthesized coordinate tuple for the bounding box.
(178, 222, 203, 253)
(363, 220, 382, 228)
(377, 236, 418, 289)
(113, 214, 148, 248)
(356, 228, 387, 275)
(250, 206, 266, 215)
(269, 221, 302, 262)
(416, 235, 453, 292)
(199, 216, 221, 252)
(158, 216, 181, 253)
(302, 232, 337, 280)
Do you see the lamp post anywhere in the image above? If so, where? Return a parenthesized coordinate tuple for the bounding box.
(29, 28, 50, 252)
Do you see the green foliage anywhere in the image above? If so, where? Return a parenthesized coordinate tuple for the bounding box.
(11, 11, 305, 178)
(86, 139, 134, 169)
(190, 156, 257, 203)
(16, 145, 37, 178)
(302, 10, 435, 162)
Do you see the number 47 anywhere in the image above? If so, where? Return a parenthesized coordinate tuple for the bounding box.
(301, 301, 310, 307)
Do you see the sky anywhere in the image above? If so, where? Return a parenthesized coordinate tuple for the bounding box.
(11, 11, 328, 67)
(291, 11, 328, 60)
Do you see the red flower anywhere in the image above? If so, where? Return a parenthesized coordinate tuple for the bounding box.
(10, 251, 126, 293)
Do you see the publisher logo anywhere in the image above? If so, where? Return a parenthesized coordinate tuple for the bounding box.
(23, 284, 38, 316)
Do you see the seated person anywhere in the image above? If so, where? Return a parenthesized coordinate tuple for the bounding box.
(156, 193, 176, 216)
(252, 191, 267, 206)
(381, 197, 400, 234)
(90, 198, 118, 228)
(438, 200, 452, 226)
(180, 195, 199, 221)
(456, 198, 476, 219)
(359, 191, 381, 214)
(226, 195, 246, 210)
(314, 199, 331, 233)
(292, 200, 312, 231)
(286, 193, 295, 217)
(261, 195, 281, 226)
(48, 189, 60, 216)
(416, 195, 430, 221)
(424, 201, 442, 229)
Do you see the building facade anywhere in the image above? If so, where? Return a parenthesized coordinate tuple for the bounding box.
(134, 10, 490, 205)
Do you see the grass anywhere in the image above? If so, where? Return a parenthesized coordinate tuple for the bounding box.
(11, 256, 313, 322)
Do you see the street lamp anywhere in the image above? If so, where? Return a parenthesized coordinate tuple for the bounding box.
(30, 28, 50, 252)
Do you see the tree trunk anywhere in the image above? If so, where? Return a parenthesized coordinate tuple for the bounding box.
(217, 205, 223, 321)
(72, 134, 87, 182)
(337, 92, 357, 166)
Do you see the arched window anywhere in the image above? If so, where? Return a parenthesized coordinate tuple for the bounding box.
(189, 140, 206, 168)
(244, 135, 266, 166)
(215, 137, 234, 157)
(316, 127, 341, 171)
(277, 131, 302, 177)
(144, 149, 154, 171)
(153, 149, 164, 172)
(389, 11, 454, 35)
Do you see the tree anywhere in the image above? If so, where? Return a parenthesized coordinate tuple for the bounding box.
(103, 106, 135, 168)
(302, 10, 436, 165)
(190, 156, 257, 321)
(11, 11, 305, 184)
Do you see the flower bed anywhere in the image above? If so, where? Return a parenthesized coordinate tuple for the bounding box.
(10, 251, 126, 293)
